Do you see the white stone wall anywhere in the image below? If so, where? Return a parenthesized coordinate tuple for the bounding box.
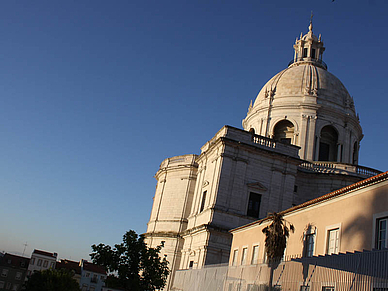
(180, 127, 301, 268)
(144, 154, 198, 290)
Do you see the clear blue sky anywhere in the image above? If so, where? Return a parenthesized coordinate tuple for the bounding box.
(1, 0, 387, 261)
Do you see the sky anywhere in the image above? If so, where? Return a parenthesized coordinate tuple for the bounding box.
(1, 0, 388, 262)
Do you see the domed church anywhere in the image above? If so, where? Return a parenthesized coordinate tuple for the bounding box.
(144, 21, 381, 290)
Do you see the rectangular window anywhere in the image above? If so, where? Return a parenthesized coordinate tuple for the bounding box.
(1, 269, 8, 277)
(37, 259, 42, 266)
(232, 249, 238, 266)
(43, 260, 48, 268)
(50, 262, 55, 268)
(12, 284, 18, 291)
(0, 281, 4, 288)
(322, 287, 335, 291)
(247, 192, 261, 218)
(30, 258, 35, 265)
(311, 48, 316, 59)
(303, 48, 308, 58)
(251, 245, 259, 265)
(327, 228, 340, 255)
(91, 274, 98, 283)
(6, 282, 11, 290)
(200, 191, 207, 212)
(15, 272, 22, 280)
(241, 248, 248, 265)
(304, 234, 315, 257)
(377, 217, 388, 249)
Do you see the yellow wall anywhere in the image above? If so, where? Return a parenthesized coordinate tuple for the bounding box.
(229, 179, 388, 266)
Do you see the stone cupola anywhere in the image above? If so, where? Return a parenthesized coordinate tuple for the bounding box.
(290, 18, 326, 70)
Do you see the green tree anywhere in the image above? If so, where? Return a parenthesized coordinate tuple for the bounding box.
(24, 269, 80, 291)
(262, 212, 294, 291)
(90, 230, 169, 291)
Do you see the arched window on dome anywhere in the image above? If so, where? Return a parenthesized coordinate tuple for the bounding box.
(318, 126, 338, 162)
(249, 128, 255, 135)
(273, 120, 294, 145)
(352, 141, 359, 165)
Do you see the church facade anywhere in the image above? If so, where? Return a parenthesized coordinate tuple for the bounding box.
(144, 22, 381, 290)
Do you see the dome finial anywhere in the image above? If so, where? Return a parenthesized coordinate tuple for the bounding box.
(309, 11, 313, 32)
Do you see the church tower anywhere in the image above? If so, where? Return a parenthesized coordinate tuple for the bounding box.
(145, 20, 379, 291)
(242, 20, 363, 163)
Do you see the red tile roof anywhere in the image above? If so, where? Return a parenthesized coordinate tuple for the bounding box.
(0, 253, 30, 269)
(231, 171, 388, 232)
(56, 259, 81, 274)
(33, 249, 57, 258)
(83, 261, 106, 274)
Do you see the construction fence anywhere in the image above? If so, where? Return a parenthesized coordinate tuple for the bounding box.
(171, 249, 388, 291)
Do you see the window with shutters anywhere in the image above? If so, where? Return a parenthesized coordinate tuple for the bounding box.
(376, 217, 388, 249)
(251, 245, 259, 265)
(327, 228, 340, 255)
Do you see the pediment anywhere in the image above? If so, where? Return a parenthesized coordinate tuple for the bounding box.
(246, 181, 267, 192)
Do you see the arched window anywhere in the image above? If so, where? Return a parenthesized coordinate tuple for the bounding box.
(273, 120, 294, 144)
(318, 126, 338, 161)
(352, 141, 359, 165)
(249, 128, 255, 135)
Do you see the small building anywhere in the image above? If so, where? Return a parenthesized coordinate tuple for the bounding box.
(27, 249, 57, 277)
(79, 260, 106, 291)
(229, 171, 388, 266)
(0, 253, 29, 291)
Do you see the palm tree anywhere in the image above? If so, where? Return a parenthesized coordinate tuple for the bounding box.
(262, 212, 294, 291)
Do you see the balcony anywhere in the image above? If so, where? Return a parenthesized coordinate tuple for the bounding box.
(298, 161, 382, 178)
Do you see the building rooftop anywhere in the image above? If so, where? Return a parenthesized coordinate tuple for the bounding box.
(0, 253, 30, 269)
(32, 249, 58, 258)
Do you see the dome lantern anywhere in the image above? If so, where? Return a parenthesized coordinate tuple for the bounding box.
(289, 16, 326, 70)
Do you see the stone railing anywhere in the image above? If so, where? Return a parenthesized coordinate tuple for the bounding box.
(299, 161, 382, 178)
(201, 126, 300, 158)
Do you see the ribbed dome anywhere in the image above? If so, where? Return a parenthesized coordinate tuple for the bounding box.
(252, 63, 356, 116)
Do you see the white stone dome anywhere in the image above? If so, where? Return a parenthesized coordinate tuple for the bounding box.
(252, 64, 356, 116)
(242, 23, 363, 164)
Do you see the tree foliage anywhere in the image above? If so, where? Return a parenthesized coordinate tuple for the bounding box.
(90, 230, 169, 291)
(24, 269, 80, 291)
(262, 212, 294, 264)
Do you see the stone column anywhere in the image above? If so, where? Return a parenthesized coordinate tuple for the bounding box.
(306, 115, 317, 160)
(336, 143, 342, 162)
(300, 115, 309, 159)
(314, 135, 320, 161)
